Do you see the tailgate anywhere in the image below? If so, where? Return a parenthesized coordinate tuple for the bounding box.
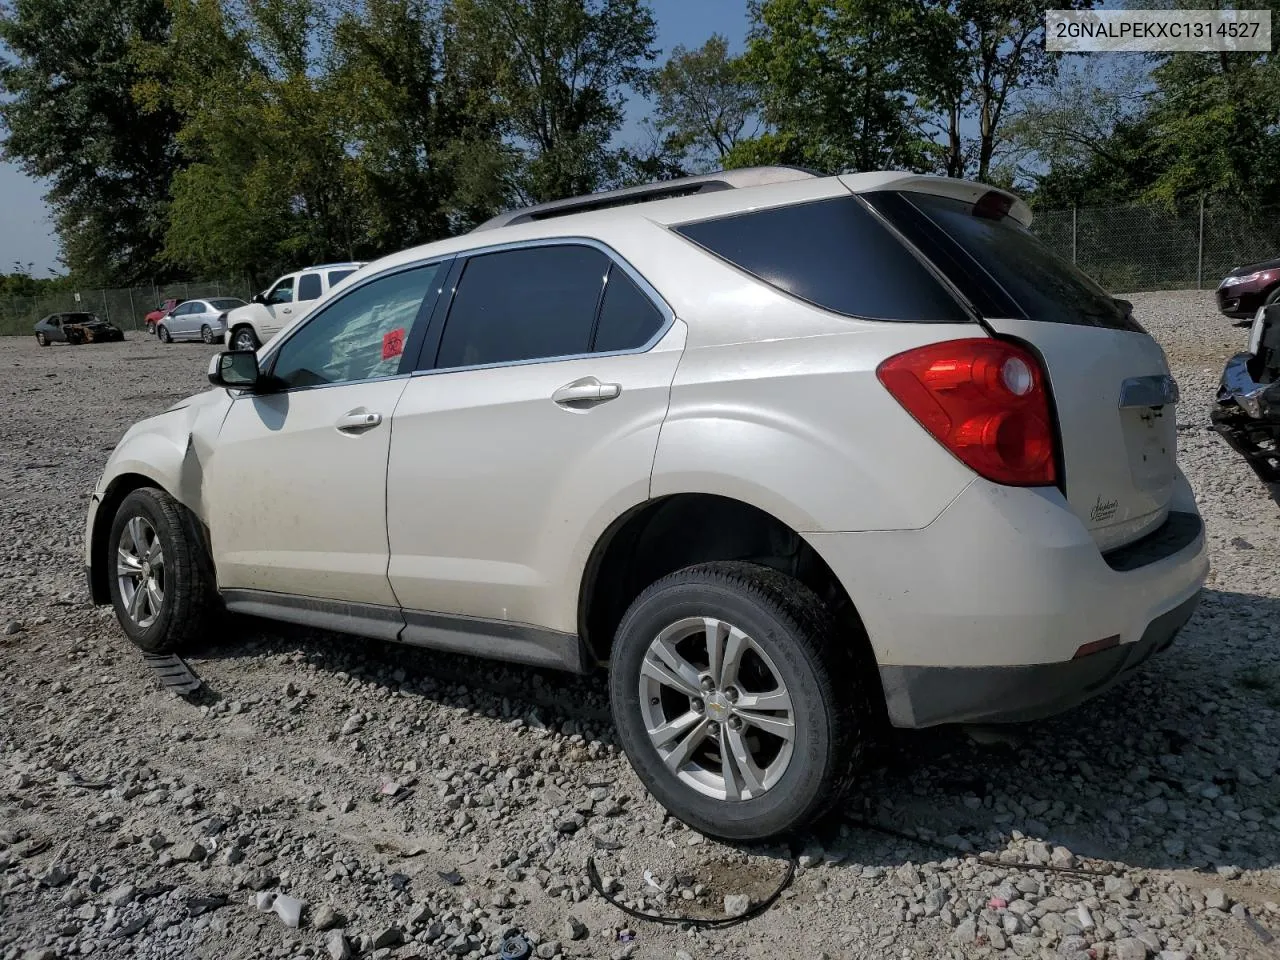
(984, 318, 1177, 549)
(859, 183, 1178, 551)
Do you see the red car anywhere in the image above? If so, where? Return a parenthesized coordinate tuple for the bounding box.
(1216, 257, 1280, 320)
(143, 298, 184, 336)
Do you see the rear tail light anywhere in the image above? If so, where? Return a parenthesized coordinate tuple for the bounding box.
(876, 338, 1057, 486)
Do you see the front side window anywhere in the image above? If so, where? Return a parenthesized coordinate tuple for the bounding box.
(267, 278, 295, 305)
(297, 273, 323, 301)
(271, 264, 442, 389)
(434, 245, 610, 369)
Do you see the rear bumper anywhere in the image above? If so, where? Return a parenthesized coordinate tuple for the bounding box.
(806, 473, 1209, 728)
(878, 590, 1199, 726)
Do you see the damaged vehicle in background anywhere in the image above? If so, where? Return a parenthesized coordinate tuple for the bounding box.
(34, 312, 125, 346)
(1213, 302, 1280, 497)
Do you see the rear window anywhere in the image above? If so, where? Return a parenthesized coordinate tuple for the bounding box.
(209, 298, 243, 310)
(673, 196, 970, 323)
(864, 190, 1142, 331)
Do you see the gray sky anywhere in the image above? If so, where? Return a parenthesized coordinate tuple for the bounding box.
(0, 0, 750, 277)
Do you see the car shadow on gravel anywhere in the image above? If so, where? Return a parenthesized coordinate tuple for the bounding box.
(178, 587, 1278, 881)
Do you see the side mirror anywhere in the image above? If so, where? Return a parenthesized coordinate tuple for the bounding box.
(251, 292, 266, 305)
(208, 351, 264, 390)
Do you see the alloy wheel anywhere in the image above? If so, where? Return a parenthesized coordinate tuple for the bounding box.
(201, 325, 214, 344)
(232, 328, 257, 351)
(638, 616, 795, 801)
(116, 516, 166, 629)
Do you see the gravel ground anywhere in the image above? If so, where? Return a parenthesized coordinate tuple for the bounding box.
(1, 291, 1279, 960)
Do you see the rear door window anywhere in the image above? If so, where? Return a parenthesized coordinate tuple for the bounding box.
(328, 269, 356, 287)
(434, 245, 610, 369)
(864, 190, 1142, 331)
(592, 266, 665, 352)
(297, 273, 323, 301)
(673, 196, 970, 323)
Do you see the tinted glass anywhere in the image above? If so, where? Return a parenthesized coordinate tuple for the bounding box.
(209, 298, 245, 310)
(297, 273, 323, 301)
(593, 267, 664, 352)
(675, 196, 969, 323)
(435, 245, 609, 369)
(268, 278, 295, 304)
(328, 269, 356, 287)
(271, 264, 441, 388)
(869, 191, 1142, 331)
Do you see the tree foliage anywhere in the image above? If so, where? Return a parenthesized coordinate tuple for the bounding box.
(0, 0, 183, 284)
(446, 0, 658, 201)
(651, 34, 758, 170)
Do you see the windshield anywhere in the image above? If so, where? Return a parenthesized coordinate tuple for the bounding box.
(864, 190, 1143, 332)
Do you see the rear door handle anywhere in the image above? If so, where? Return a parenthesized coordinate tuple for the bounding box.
(552, 377, 621, 408)
(335, 410, 383, 433)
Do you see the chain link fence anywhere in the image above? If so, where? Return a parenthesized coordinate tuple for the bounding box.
(1033, 199, 1280, 293)
(3, 199, 1279, 336)
(0, 279, 255, 337)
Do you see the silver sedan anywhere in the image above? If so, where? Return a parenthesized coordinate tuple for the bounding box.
(156, 298, 247, 344)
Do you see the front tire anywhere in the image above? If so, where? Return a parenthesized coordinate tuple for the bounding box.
(107, 488, 215, 653)
(608, 562, 866, 840)
(157, 325, 172, 343)
(230, 325, 259, 351)
(35, 332, 48, 347)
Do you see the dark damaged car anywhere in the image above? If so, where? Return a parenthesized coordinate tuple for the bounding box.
(1216, 257, 1280, 320)
(34, 312, 126, 346)
(1213, 302, 1280, 492)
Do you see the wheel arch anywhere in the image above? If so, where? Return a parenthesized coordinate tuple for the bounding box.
(578, 492, 880, 689)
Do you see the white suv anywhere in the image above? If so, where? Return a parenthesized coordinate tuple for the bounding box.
(84, 168, 1208, 840)
(224, 262, 364, 351)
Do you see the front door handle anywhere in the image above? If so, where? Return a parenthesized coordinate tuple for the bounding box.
(335, 410, 383, 433)
(552, 377, 621, 408)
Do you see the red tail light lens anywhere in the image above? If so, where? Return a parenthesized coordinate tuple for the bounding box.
(876, 338, 1057, 486)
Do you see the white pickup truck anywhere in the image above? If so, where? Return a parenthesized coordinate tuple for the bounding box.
(224, 262, 365, 351)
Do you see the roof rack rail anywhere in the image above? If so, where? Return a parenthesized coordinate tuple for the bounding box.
(471, 166, 821, 232)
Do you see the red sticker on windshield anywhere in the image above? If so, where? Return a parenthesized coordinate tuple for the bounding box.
(382, 327, 405, 360)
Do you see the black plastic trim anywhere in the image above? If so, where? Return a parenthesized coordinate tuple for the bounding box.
(1102, 511, 1202, 573)
(219, 589, 587, 673)
(879, 589, 1201, 728)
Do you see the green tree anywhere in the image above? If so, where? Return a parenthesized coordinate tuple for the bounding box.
(738, 0, 937, 174)
(0, 0, 183, 284)
(328, 0, 510, 248)
(142, 0, 362, 280)
(445, 0, 659, 201)
(651, 34, 759, 170)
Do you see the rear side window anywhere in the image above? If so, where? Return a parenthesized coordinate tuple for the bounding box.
(328, 269, 356, 287)
(436, 245, 609, 369)
(673, 196, 970, 323)
(593, 267, 665, 352)
(865, 190, 1142, 331)
(297, 273, 323, 301)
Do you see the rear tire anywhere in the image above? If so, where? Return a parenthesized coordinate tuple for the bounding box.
(200, 324, 215, 344)
(608, 561, 867, 840)
(107, 488, 216, 654)
(157, 325, 172, 343)
(231, 325, 259, 351)
(35, 332, 48, 347)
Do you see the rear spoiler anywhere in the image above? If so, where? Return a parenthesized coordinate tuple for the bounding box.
(841, 173, 1032, 228)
